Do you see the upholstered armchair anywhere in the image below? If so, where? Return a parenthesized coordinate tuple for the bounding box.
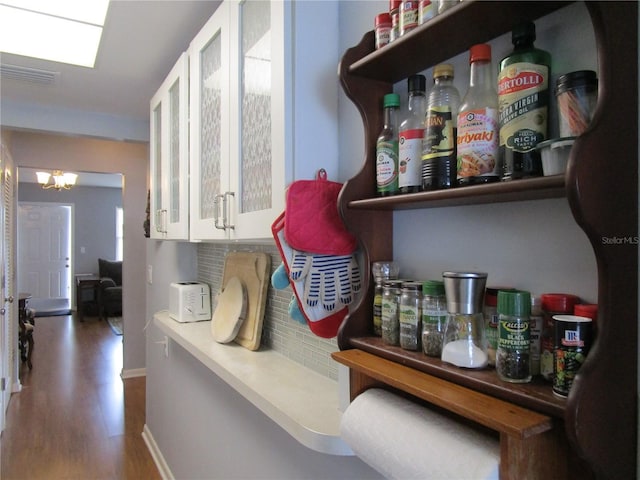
(98, 258, 122, 320)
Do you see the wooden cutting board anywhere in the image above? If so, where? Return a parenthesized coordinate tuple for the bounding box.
(221, 251, 271, 351)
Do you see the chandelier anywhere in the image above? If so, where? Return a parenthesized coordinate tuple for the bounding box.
(36, 170, 78, 190)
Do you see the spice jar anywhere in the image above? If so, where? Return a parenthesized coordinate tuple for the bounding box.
(399, 281, 422, 351)
(374, 13, 392, 50)
(389, 0, 401, 43)
(372, 261, 399, 336)
(556, 70, 598, 137)
(483, 287, 512, 366)
(441, 272, 489, 369)
(421, 280, 447, 357)
(553, 314, 593, 397)
(381, 280, 403, 345)
(540, 293, 579, 381)
(496, 290, 532, 383)
(530, 295, 543, 376)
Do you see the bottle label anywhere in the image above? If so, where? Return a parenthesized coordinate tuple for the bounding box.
(399, 1, 419, 34)
(456, 108, 499, 179)
(398, 128, 424, 188)
(376, 140, 398, 193)
(423, 106, 455, 160)
(418, 0, 436, 23)
(498, 319, 530, 352)
(498, 63, 549, 153)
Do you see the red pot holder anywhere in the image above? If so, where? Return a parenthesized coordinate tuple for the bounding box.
(272, 169, 360, 338)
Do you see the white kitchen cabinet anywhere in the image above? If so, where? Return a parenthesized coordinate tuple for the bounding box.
(189, 0, 339, 241)
(149, 52, 190, 240)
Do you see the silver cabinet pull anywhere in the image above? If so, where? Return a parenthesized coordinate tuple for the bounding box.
(223, 191, 235, 230)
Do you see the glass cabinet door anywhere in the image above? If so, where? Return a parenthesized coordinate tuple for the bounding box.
(189, 2, 230, 241)
(229, 0, 286, 240)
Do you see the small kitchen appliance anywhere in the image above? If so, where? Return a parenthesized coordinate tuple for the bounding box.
(169, 282, 211, 322)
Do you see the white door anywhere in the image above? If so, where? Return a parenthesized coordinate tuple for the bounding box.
(18, 203, 72, 312)
(0, 143, 17, 433)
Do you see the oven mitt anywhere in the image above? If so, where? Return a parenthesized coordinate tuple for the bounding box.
(289, 251, 361, 311)
(272, 211, 358, 338)
(284, 169, 357, 255)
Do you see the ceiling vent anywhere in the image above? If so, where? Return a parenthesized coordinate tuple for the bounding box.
(0, 64, 59, 85)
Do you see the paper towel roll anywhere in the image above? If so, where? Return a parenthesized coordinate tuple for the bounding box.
(340, 388, 499, 480)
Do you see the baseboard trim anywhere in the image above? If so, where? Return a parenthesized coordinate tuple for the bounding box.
(121, 368, 146, 379)
(142, 424, 174, 480)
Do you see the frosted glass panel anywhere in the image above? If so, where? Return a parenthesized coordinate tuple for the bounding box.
(200, 33, 223, 220)
(153, 105, 162, 212)
(240, 0, 271, 213)
(169, 78, 180, 223)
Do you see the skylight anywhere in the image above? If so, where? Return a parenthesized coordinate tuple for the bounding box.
(0, 0, 110, 68)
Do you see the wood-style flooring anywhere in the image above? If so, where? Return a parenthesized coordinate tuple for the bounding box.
(1, 314, 161, 479)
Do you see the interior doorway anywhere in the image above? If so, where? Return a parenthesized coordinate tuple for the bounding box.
(17, 203, 73, 315)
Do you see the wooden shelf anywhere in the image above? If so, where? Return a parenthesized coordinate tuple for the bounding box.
(348, 175, 566, 210)
(332, 348, 553, 439)
(349, 336, 566, 418)
(349, 1, 572, 83)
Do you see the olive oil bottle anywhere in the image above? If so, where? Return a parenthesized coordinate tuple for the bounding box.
(498, 21, 551, 180)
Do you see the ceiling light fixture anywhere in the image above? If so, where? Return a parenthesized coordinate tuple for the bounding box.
(0, 0, 110, 68)
(36, 170, 78, 191)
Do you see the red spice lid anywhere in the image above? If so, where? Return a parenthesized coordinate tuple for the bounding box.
(469, 43, 491, 63)
(389, 0, 401, 11)
(485, 287, 515, 307)
(574, 303, 598, 321)
(541, 293, 580, 313)
(375, 12, 392, 27)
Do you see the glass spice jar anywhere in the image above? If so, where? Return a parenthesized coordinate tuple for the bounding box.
(496, 290, 532, 383)
(399, 281, 422, 351)
(421, 280, 447, 357)
(372, 261, 400, 336)
(381, 280, 403, 345)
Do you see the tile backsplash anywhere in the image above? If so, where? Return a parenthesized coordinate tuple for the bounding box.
(197, 243, 339, 380)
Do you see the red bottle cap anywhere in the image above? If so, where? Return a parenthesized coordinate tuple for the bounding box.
(469, 44, 491, 63)
(574, 303, 598, 322)
(541, 293, 580, 313)
(375, 12, 391, 27)
(390, 0, 401, 11)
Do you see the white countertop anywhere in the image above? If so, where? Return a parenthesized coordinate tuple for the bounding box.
(153, 311, 353, 456)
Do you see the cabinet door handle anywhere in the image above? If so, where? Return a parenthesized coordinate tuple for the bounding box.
(155, 209, 167, 234)
(213, 194, 225, 230)
(223, 191, 235, 230)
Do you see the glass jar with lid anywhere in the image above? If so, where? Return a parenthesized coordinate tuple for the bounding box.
(381, 280, 403, 345)
(496, 290, 532, 383)
(372, 261, 399, 336)
(399, 281, 422, 351)
(421, 280, 447, 357)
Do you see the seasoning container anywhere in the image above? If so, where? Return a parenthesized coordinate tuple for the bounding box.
(556, 70, 598, 137)
(399, 74, 427, 194)
(441, 272, 489, 369)
(399, 0, 419, 37)
(574, 303, 598, 326)
(418, 0, 437, 25)
(530, 295, 543, 376)
(553, 314, 593, 397)
(421, 280, 447, 357)
(483, 287, 500, 366)
(496, 290, 532, 383)
(374, 13, 392, 50)
(389, 0, 401, 43)
(376, 93, 401, 196)
(372, 261, 400, 336)
(540, 293, 579, 381)
(381, 280, 403, 345)
(437, 0, 459, 14)
(399, 281, 422, 351)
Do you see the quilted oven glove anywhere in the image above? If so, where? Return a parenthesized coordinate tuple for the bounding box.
(289, 251, 361, 312)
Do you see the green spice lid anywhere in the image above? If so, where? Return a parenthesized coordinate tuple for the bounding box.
(497, 290, 531, 316)
(383, 93, 400, 108)
(422, 280, 445, 296)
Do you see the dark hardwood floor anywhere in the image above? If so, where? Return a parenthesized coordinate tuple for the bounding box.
(1, 313, 160, 479)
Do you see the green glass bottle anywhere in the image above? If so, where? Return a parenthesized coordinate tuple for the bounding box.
(498, 21, 551, 180)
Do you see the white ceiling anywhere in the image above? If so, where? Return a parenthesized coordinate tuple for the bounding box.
(1, 0, 221, 187)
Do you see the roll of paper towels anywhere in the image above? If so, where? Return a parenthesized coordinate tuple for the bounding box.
(340, 388, 499, 480)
